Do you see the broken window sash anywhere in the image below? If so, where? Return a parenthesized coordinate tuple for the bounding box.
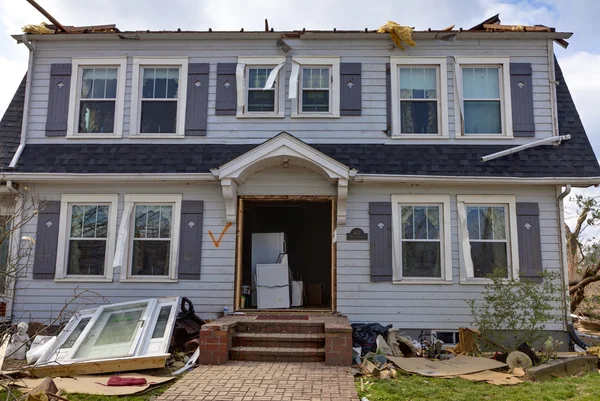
(35, 296, 180, 367)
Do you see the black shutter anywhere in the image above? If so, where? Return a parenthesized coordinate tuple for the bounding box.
(32, 201, 61, 279)
(185, 63, 210, 136)
(510, 63, 535, 137)
(369, 202, 393, 282)
(516, 202, 543, 282)
(215, 63, 237, 115)
(385, 63, 392, 136)
(340, 63, 361, 116)
(178, 201, 204, 280)
(46, 63, 72, 137)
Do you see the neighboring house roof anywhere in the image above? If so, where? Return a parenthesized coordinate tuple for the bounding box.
(2, 61, 599, 178)
(0, 75, 25, 169)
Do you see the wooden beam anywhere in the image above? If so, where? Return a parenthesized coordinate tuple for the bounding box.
(27, 355, 168, 378)
(483, 24, 552, 32)
(25, 0, 67, 33)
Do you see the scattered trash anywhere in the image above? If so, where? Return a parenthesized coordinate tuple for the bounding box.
(20, 377, 64, 401)
(446, 327, 480, 356)
(376, 335, 392, 356)
(377, 21, 416, 50)
(458, 370, 523, 386)
(387, 355, 506, 377)
(517, 342, 540, 366)
(172, 347, 199, 376)
(352, 323, 392, 356)
(506, 351, 533, 370)
(352, 347, 362, 364)
(172, 297, 206, 351)
(512, 367, 526, 377)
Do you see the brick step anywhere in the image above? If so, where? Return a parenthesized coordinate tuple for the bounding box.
(230, 346, 325, 362)
(235, 321, 325, 334)
(232, 332, 325, 349)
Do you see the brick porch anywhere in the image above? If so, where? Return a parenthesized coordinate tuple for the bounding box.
(198, 314, 353, 366)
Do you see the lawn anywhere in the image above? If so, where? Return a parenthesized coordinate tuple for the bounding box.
(0, 382, 171, 401)
(357, 372, 600, 401)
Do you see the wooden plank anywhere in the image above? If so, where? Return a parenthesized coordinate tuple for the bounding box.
(483, 24, 552, 32)
(27, 354, 168, 378)
(526, 356, 598, 382)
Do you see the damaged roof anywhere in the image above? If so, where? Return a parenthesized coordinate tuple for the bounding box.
(3, 60, 599, 180)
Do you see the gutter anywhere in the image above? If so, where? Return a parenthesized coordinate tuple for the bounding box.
(9, 34, 35, 168)
(481, 135, 571, 162)
(557, 184, 572, 330)
(2, 173, 218, 183)
(355, 174, 600, 187)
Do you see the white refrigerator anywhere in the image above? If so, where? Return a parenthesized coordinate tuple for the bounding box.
(251, 233, 286, 307)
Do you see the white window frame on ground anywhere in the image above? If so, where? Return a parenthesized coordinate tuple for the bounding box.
(55, 194, 119, 282)
(237, 57, 286, 118)
(67, 58, 127, 138)
(457, 195, 519, 283)
(391, 195, 452, 283)
(454, 57, 513, 139)
(390, 57, 449, 138)
(130, 57, 188, 138)
(120, 194, 182, 283)
(291, 57, 340, 118)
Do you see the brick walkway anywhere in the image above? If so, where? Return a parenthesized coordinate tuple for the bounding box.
(158, 361, 359, 401)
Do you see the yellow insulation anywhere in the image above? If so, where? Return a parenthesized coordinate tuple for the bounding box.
(22, 22, 54, 34)
(377, 21, 416, 50)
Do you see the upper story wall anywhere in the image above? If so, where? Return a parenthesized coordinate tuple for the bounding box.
(25, 35, 556, 145)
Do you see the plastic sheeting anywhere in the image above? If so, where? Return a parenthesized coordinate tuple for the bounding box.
(351, 323, 392, 356)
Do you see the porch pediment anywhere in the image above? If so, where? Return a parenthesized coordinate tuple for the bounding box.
(211, 132, 356, 225)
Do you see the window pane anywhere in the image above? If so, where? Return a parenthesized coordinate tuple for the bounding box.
(248, 68, 272, 89)
(493, 207, 506, 240)
(160, 206, 172, 238)
(142, 68, 155, 98)
(400, 101, 438, 134)
(96, 205, 109, 238)
(427, 206, 440, 240)
(154, 68, 168, 98)
(401, 206, 413, 239)
(166, 68, 179, 98)
(61, 317, 91, 349)
(479, 206, 493, 240)
(466, 206, 480, 240)
(67, 239, 106, 275)
(152, 306, 172, 338)
(105, 68, 118, 98)
(247, 90, 275, 112)
(470, 242, 508, 278)
(82, 205, 98, 238)
(463, 67, 500, 99)
(146, 205, 161, 239)
(399, 68, 412, 98)
(303, 68, 329, 89)
(414, 206, 427, 240)
(131, 240, 170, 276)
(70, 205, 84, 238)
(464, 101, 501, 134)
(91, 68, 107, 99)
(95, 309, 144, 346)
(402, 241, 441, 278)
(134, 205, 148, 238)
(78, 101, 115, 134)
(302, 90, 329, 112)
(400, 68, 437, 99)
(462, 67, 475, 99)
(140, 101, 177, 133)
(81, 69, 94, 98)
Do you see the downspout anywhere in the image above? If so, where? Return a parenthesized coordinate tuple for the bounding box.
(557, 184, 572, 330)
(9, 34, 35, 168)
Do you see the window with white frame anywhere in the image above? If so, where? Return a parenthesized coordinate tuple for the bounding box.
(237, 57, 285, 117)
(391, 195, 452, 282)
(123, 195, 181, 280)
(291, 57, 340, 117)
(457, 195, 519, 281)
(455, 58, 512, 137)
(131, 58, 188, 136)
(390, 58, 448, 137)
(67, 58, 126, 137)
(56, 194, 119, 281)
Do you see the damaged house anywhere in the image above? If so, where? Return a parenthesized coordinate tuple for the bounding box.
(0, 15, 598, 366)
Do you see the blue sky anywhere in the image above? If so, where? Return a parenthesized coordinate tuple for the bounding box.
(0, 0, 598, 230)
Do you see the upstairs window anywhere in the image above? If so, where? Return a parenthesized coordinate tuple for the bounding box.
(237, 57, 285, 118)
(390, 57, 448, 137)
(455, 57, 512, 137)
(67, 58, 126, 137)
(291, 57, 340, 118)
(131, 58, 188, 136)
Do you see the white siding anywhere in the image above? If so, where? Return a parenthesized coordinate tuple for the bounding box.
(26, 38, 552, 145)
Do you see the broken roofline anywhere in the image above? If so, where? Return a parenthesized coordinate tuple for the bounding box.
(11, 30, 573, 42)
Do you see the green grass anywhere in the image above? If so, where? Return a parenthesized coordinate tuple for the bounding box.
(357, 372, 600, 401)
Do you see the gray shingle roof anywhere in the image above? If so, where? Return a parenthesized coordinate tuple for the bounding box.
(2, 62, 599, 178)
(0, 75, 25, 169)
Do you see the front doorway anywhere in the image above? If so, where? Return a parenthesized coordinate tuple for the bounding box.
(234, 196, 336, 312)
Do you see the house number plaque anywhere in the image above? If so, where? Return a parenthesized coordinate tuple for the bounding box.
(346, 228, 368, 241)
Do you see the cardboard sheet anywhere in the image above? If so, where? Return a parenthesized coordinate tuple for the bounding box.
(19, 374, 174, 396)
(458, 370, 523, 386)
(387, 355, 506, 377)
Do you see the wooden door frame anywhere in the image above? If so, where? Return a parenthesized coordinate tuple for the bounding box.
(233, 195, 337, 312)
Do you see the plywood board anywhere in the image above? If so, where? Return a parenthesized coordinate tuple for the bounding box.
(27, 354, 168, 378)
(19, 374, 174, 396)
(387, 355, 506, 377)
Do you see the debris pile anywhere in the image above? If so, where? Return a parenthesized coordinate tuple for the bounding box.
(376, 21, 416, 50)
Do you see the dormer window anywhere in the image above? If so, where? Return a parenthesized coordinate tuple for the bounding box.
(67, 58, 127, 137)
